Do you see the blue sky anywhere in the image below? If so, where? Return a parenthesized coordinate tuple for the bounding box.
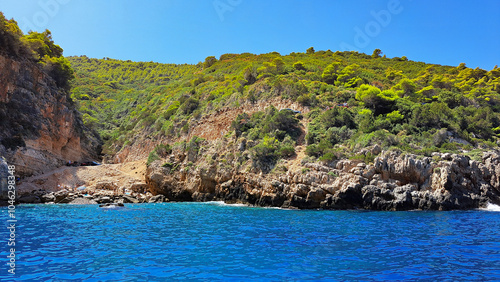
(1, 0, 499, 69)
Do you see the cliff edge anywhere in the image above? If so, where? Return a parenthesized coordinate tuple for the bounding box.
(0, 54, 101, 178)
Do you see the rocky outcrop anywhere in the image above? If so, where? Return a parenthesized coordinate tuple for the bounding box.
(15, 188, 149, 205)
(0, 55, 101, 177)
(145, 149, 500, 211)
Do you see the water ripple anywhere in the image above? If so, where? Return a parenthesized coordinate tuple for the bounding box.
(0, 204, 499, 281)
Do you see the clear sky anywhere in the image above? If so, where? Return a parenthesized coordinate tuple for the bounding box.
(1, 0, 499, 69)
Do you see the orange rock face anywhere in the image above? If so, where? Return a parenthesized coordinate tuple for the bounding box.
(0, 55, 101, 177)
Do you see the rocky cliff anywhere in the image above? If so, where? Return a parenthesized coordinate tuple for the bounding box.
(0, 54, 101, 179)
(145, 136, 500, 210)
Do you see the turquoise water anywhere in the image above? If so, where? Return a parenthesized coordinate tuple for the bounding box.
(1, 203, 500, 281)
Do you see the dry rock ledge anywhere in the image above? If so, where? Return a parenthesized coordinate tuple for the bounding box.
(145, 150, 500, 211)
(5, 150, 500, 210)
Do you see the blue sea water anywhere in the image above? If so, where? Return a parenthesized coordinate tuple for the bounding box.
(1, 203, 499, 281)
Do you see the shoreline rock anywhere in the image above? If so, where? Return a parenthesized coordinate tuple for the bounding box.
(143, 150, 500, 211)
(8, 150, 500, 211)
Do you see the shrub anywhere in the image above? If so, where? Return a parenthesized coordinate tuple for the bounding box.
(180, 97, 199, 114)
(319, 152, 337, 163)
(155, 144, 172, 157)
(386, 110, 404, 123)
(279, 145, 295, 158)
(250, 136, 280, 172)
(293, 61, 306, 71)
(147, 150, 160, 166)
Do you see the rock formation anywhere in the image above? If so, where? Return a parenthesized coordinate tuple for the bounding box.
(145, 142, 500, 210)
(0, 54, 101, 177)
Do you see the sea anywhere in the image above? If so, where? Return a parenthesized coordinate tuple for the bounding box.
(1, 202, 499, 281)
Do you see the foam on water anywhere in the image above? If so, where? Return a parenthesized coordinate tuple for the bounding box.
(205, 201, 250, 207)
(481, 202, 500, 211)
(203, 201, 288, 210)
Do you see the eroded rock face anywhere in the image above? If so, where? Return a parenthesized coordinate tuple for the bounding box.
(145, 148, 500, 211)
(0, 55, 101, 177)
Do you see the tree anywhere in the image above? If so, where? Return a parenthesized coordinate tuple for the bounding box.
(356, 84, 397, 115)
(251, 136, 280, 172)
(393, 78, 417, 100)
(306, 47, 315, 54)
(321, 62, 341, 84)
(203, 56, 217, 68)
(243, 65, 257, 85)
(273, 57, 285, 74)
(267, 109, 301, 140)
(321, 107, 356, 129)
(0, 13, 28, 57)
(180, 97, 199, 114)
(23, 30, 63, 60)
(371, 49, 382, 58)
(437, 89, 463, 108)
(293, 61, 306, 71)
(43, 56, 75, 89)
(336, 64, 363, 88)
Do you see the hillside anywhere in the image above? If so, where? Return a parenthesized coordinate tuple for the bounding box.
(2, 10, 500, 209)
(68, 48, 500, 166)
(64, 47, 500, 210)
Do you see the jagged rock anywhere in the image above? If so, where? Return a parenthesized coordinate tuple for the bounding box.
(54, 190, 69, 202)
(0, 158, 9, 201)
(94, 181, 118, 191)
(374, 151, 433, 186)
(122, 195, 140, 204)
(57, 196, 75, 204)
(41, 193, 56, 203)
(326, 183, 363, 209)
(238, 139, 246, 151)
(371, 144, 382, 155)
(143, 145, 500, 210)
(18, 194, 41, 204)
(69, 197, 97, 205)
(128, 182, 147, 193)
(148, 194, 166, 203)
(95, 196, 112, 204)
(305, 188, 327, 208)
(192, 192, 215, 202)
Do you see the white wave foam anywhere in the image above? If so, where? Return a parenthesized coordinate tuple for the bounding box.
(209, 201, 249, 207)
(480, 203, 500, 212)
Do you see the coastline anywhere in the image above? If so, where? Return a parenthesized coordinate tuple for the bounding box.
(6, 149, 500, 211)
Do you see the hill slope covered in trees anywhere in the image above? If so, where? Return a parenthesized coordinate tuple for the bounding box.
(68, 47, 500, 166)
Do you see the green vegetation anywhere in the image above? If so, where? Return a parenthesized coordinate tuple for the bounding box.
(147, 144, 172, 166)
(64, 45, 500, 168)
(4, 12, 498, 173)
(0, 12, 74, 89)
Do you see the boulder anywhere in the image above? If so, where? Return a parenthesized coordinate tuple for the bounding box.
(122, 195, 140, 204)
(69, 197, 97, 205)
(40, 193, 56, 203)
(148, 194, 166, 203)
